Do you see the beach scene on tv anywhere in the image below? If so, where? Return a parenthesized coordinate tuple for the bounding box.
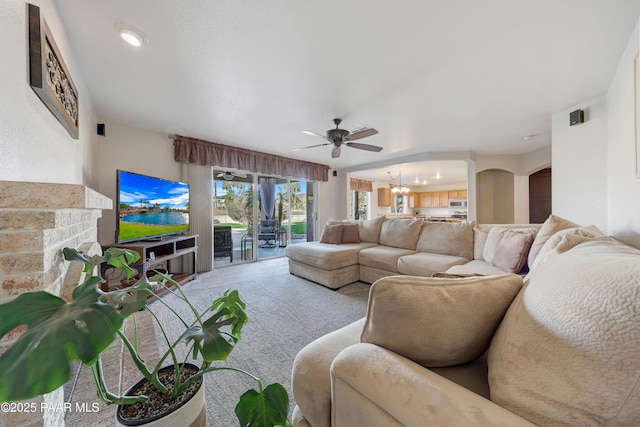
(118, 172, 190, 242)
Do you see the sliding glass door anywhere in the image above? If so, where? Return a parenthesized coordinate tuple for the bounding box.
(213, 170, 316, 265)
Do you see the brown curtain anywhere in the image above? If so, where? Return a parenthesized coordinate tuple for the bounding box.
(171, 134, 329, 181)
(350, 178, 373, 192)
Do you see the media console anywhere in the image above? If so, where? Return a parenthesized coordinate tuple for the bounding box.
(102, 234, 198, 291)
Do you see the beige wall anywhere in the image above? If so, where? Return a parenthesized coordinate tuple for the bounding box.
(0, 0, 99, 187)
(606, 19, 640, 248)
(94, 123, 182, 244)
(552, 17, 640, 248)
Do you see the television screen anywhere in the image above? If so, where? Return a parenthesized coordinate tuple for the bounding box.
(116, 170, 190, 243)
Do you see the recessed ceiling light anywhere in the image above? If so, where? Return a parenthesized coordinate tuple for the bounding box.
(114, 23, 149, 47)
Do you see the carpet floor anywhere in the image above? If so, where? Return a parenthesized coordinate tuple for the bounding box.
(147, 257, 370, 426)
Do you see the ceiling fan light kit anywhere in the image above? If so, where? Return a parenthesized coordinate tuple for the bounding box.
(216, 171, 247, 181)
(297, 118, 383, 158)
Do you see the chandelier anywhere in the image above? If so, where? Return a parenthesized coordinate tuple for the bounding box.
(388, 171, 410, 193)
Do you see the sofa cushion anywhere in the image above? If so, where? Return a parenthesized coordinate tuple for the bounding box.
(445, 260, 513, 276)
(319, 224, 343, 244)
(361, 274, 523, 367)
(358, 246, 416, 273)
(358, 216, 385, 243)
(341, 223, 361, 243)
(379, 218, 423, 249)
(397, 252, 469, 277)
(415, 221, 474, 259)
(292, 318, 366, 427)
(488, 239, 640, 425)
(491, 230, 535, 273)
(284, 241, 376, 270)
(527, 214, 578, 266)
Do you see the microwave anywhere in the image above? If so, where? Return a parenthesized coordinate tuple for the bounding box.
(449, 199, 467, 208)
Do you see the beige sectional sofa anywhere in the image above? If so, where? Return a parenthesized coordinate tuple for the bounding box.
(290, 215, 640, 426)
(285, 216, 541, 289)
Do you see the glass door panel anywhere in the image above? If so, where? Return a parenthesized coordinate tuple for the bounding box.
(289, 179, 314, 245)
(213, 169, 254, 265)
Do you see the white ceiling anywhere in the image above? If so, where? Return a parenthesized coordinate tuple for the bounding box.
(54, 0, 639, 184)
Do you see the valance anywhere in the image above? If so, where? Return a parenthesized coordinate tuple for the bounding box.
(171, 134, 330, 182)
(350, 178, 373, 192)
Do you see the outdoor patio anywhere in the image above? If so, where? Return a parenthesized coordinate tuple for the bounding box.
(213, 228, 306, 266)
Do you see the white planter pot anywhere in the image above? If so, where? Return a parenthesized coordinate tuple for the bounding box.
(116, 364, 206, 427)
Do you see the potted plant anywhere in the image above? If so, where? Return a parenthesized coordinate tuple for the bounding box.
(0, 247, 290, 426)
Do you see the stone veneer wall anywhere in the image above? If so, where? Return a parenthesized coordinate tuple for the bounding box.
(0, 181, 111, 427)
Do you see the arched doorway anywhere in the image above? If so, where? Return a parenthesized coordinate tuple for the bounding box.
(529, 168, 551, 223)
(476, 169, 515, 224)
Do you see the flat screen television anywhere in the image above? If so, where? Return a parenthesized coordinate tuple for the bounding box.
(116, 170, 190, 243)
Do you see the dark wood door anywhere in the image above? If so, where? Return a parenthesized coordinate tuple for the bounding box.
(529, 168, 551, 223)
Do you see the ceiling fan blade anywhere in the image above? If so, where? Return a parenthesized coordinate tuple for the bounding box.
(346, 142, 383, 152)
(301, 130, 327, 139)
(293, 142, 332, 151)
(233, 173, 247, 178)
(345, 127, 378, 141)
(331, 145, 341, 158)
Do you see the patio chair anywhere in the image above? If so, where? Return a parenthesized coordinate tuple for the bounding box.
(258, 219, 278, 248)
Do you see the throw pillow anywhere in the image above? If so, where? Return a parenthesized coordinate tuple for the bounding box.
(483, 226, 537, 263)
(341, 223, 360, 243)
(360, 274, 523, 367)
(319, 224, 343, 244)
(527, 214, 578, 267)
(529, 225, 605, 270)
(491, 230, 535, 273)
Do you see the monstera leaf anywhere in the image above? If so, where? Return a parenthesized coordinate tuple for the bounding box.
(0, 248, 149, 402)
(235, 383, 291, 427)
(182, 290, 248, 362)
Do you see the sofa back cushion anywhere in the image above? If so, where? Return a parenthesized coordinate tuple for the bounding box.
(488, 238, 640, 425)
(358, 216, 385, 243)
(415, 221, 474, 259)
(379, 218, 423, 249)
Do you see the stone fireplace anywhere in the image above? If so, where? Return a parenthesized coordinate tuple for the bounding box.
(0, 181, 111, 427)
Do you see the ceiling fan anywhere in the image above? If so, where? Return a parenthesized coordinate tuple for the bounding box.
(216, 171, 247, 181)
(296, 118, 383, 158)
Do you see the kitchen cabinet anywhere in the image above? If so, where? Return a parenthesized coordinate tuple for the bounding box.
(420, 192, 439, 208)
(378, 188, 392, 206)
(417, 190, 466, 208)
(449, 189, 468, 199)
(439, 191, 449, 207)
(409, 192, 419, 208)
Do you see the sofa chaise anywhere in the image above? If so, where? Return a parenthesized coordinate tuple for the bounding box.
(290, 215, 640, 426)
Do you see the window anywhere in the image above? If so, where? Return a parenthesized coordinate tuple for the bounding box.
(349, 190, 369, 220)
